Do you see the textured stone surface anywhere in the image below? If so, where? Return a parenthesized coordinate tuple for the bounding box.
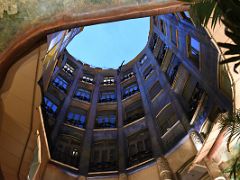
(0, 0, 176, 52)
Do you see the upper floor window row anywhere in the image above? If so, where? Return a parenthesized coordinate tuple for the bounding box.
(139, 55, 147, 65)
(66, 111, 87, 129)
(63, 62, 75, 76)
(99, 91, 116, 103)
(187, 36, 200, 68)
(149, 33, 158, 51)
(156, 43, 168, 66)
(160, 19, 166, 36)
(102, 77, 115, 85)
(123, 83, 139, 99)
(43, 97, 58, 115)
(122, 71, 135, 82)
(166, 56, 181, 85)
(74, 88, 91, 102)
(95, 114, 116, 128)
(53, 75, 68, 93)
(144, 66, 154, 80)
(81, 74, 94, 84)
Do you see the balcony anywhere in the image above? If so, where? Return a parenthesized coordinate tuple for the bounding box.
(65, 119, 86, 129)
(95, 122, 116, 129)
(122, 87, 139, 99)
(128, 150, 153, 167)
(74, 94, 90, 102)
(89, 161, 117, 172)
(52, 151, 80, 168)
(124, 112, 144, 125)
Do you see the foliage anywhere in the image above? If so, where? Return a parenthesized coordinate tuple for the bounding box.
(219, 111, 240, 179)
(180, 0, 240, 73)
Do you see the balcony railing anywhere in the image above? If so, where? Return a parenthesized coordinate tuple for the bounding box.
(122, 88, 139, 99)
(74, 94, 90, 102)
(124, 112, 144, 125)
(128, 150, 152, 167)
(89, 161, 117, 172)
(98, 97, 116, 103)
(52, 151, 80, 168)
(121, 72, 135, 82)
(65, 119, 86, 129)
(95, 122, 116, 129)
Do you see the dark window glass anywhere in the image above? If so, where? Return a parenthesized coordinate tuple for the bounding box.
(81, 74, 94, 84)
(122, 71, 135, 81)
(122, 83, 139, 99)
(188, 83, 204, 120)
(74, 88, 91, 102)
(156, 43, 168, 66)
(96, 115, 116, 128)
(149, 81, 162, 100)
(166, 56, 181, 85)
(43, 97, 58, 115)
(65, 111, 86, 128)
(99, 91, 116, 103)
(160, 19, 166, 35)
(139, 55, 148, 65)
(188, 36, 200, 68)
(144, 66, 154, 80)
(102, 77, 115, 85)
(53, 76, 68, 93)
(63, 62, 75, 76)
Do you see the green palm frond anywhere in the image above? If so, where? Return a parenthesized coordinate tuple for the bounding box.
(219, 111, 240, 152)
(179, 0, 222, 29)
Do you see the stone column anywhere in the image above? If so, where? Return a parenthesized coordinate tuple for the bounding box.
(78, 175, 87, 180)
(156, 157, 174, 180)
(119, 173, 128, 180)
(146, 47, 191, 132)
(50, 63, 83, 144)
(79, 74, 102, 175)
(203, 158, 225, 179)
(133, 64, 163, 157)
(116, 75, 128, 173)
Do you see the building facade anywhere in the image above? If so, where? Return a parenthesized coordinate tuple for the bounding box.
(39, 13, 232, 179)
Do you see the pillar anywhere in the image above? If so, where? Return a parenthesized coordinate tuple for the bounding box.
(50, 63, 83, 144)
(116, 75, 128, 173)
(79, 74, 102, 175)
(156, 157, 174, 180)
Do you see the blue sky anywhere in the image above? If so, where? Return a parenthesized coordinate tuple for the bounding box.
(66, 17, 150, 69)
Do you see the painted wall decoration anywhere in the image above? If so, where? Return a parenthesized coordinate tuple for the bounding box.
(0, 0, 183, 52)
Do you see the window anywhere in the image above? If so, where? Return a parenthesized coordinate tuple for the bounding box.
(99, 91, 116, 103)
(63, 62, 75, 76)
(102, 76, 115, 85)
(149, 33, 158, 51)
(143, 66, 154, 80)
(127, 131, 152, 167)
(139, 55, 148, 65)
(90, 141, 117, 172)
(160, 19, 166, 35)
(65, 111, 87, 128)
(156, 115, 177, 136)
(122, 71, 135, 81)
(170, 25, 178, 46)
(149, 81, 162, 100)
(180, 11, 192, 23)
(53, 76, 68, 93)
(52, 135, 81, 168)
(122, 83, 139, 99)
(43, 97, 58, 115)
(74, 88, 91, 102)
(95, 114, 116, 128)
(156, 43, 168, 66)
(187, 36, 200, 68)
(81, 74, 94, 84)
(188, 83, 204, 120)
(166, 56, 181, 85)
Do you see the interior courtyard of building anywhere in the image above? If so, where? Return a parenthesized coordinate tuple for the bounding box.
(0, 1, 240, 180)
